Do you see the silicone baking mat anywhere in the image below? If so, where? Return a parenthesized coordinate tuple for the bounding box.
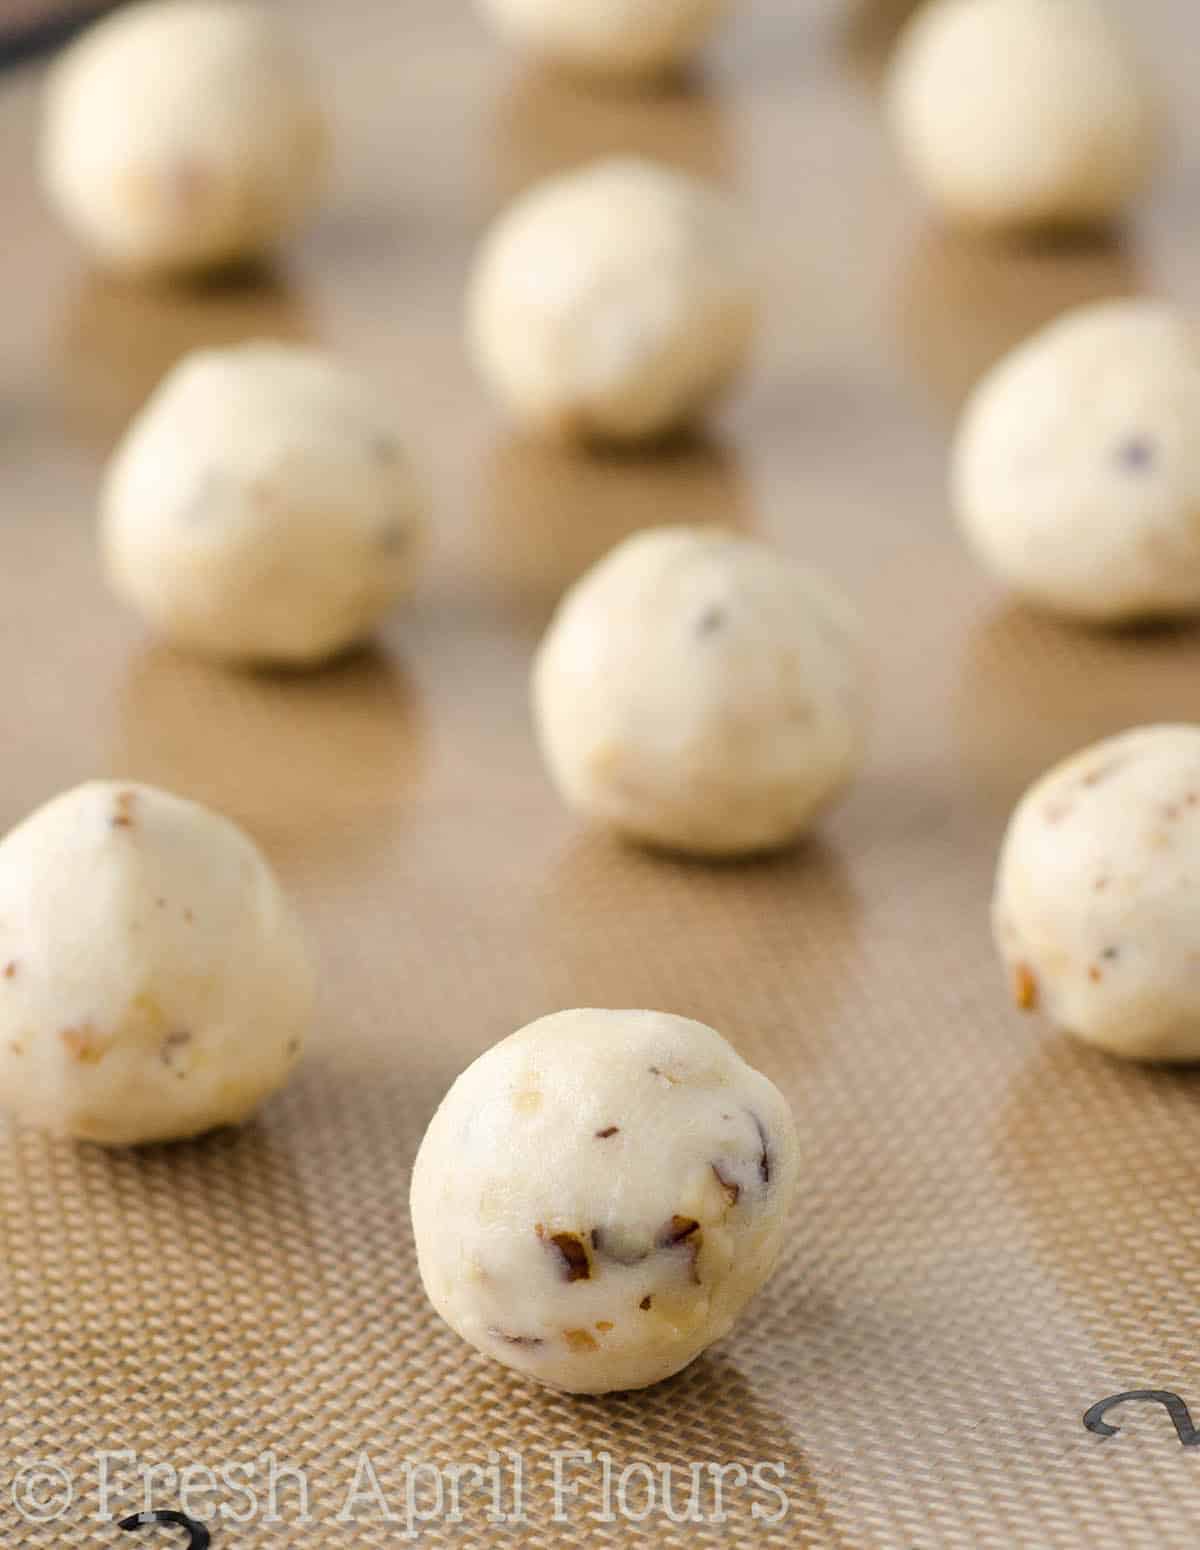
(3, 0, 1200, 1544)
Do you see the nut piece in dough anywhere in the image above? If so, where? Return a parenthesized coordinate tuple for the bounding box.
(994, 725, 1200, 1062)
(476, 0, 731, 82)
(468, 157, 756, 444)
(102, 341, 427, 666)
(41, 0, 329, 274)
(410, 1008, 799, 1393)
(533, 526, 867, 857)
(953, 300, 1200, 624)
(887, 0, 1156, 233)
(0, 781, 313, 1144)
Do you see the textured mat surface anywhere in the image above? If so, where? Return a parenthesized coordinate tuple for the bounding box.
(2, 0, 1200, 1544)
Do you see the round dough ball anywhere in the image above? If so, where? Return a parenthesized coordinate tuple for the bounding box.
(41, 0, 328, 274)
(0, 781, 313, 1144)
(102, 341, 427, 666)
(953, 300, 1200, 623)
(476, 0, 730, 81)
(468, 157, 756, 444)
(410, 1008, 799, 1393)
(994, 725, 1200, 1062)
(887, 0, 1156, 233)
(533, 526, 866, 857)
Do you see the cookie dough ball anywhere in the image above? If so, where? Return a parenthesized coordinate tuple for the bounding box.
(41, 0, 328, 274)
(533, 526, 866, 856)
(994, 726, 1200, 1062)
(954, 301, 1200, 623)
(102, 342, 427, 666)
(468, 158, 756, 444)
(0, 781, 313, 1144)
(477, 0, 730, 82)
(411, 1008, 799, 1393)
(887, 0, 1156, 233)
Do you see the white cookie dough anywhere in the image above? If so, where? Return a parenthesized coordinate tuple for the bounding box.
(533, 526, 866, 857)
(954, 300, 1200, 623)
(102, 341, 427, 666)
(994, 726, 1200, 1061)
(477, 0, 730, 81)
(41, 0, 328, 274)
(468, 158, 755, 444)
(0, 781, 313, 1144)
(410, 1008, 799, 1393)
(887, 0, 1156, 233)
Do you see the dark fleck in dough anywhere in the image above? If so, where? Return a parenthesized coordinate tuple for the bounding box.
(111, 790, 138, 829)
(409, 1008, 800, 1393)
(543, 1230, 591, 1282)
(1116, 436, 1156, 472)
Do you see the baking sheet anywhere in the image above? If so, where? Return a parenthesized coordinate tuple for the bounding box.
(4, 0, 1200, 1544)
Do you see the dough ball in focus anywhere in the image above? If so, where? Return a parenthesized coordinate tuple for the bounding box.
(476, 0, 731, 82)
(533, 526, 867, 857)
(410, 1008, 799, 1393)
(102, 341, 427, 666)
(0, 781, 313, 1144)
(954, 300, 1200, 623)
(994, 726, 1200, 1061)
(41, 0, 328, 274)
(887, 0, 1156, 233)
(468, 157, 756, 444)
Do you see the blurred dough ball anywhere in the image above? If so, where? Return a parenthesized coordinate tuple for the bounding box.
(41, 0, 329, 274)
(410, 1008, 799, 1393)
(102, 341, 427, 667)
(954, 300, 1200, 623)
(886, 0, 1156, 233)
(477, 0, 730, 82)
(468, 157, 756, 444)
(0, 781, 313, 1144)
(533, 526, 867, 857)
(994, 726, 1200, 1061)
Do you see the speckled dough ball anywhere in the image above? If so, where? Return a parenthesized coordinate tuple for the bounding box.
(994, 726, 1200, 1062)
(41, 0, 328, 273)
(0, 781, 313, 1144)
(954, 301, 1200, 623)
(533, 526, 866, 857)
(410, 1008, 799, 1393)
(102, 342, 426, 665)
(477, 0, 730, 81)
(887, 0, 1156, 232)
(468, 158, 755, 443)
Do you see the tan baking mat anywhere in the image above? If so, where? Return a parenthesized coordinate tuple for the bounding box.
(4, 0, 1200, 1544)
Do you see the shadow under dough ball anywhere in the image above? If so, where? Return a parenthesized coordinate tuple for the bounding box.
(994, 725, 1200, 1061)
(40, 0, 329, 275)
(886, 0, 1157, 234)
(0, 781, 313, 1145)
(953, 300, 1200, 624)
(101, 340, 428, 668)
(532, 525, 868, 858)
(468, 156, 757, 445)
(410, 1008, 799, 1394)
